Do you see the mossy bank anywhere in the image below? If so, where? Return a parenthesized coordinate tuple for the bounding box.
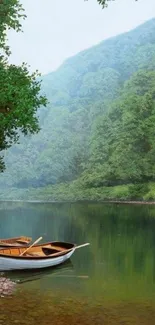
(1, 181, 155, 203)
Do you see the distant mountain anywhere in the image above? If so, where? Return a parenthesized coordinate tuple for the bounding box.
(41, 18, 155, 106)
(1, 18, 155, 190)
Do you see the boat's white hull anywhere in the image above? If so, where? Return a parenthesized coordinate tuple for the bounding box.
(0, 249, 75, 271)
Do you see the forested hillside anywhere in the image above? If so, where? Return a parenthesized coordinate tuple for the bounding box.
(1, 18, 155, 200)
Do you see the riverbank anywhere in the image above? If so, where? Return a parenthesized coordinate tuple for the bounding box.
(1, 181, 155, 203)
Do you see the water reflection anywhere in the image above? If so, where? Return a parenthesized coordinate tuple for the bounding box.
(0, 201, 155, 303)
(3, 260, 74, 284)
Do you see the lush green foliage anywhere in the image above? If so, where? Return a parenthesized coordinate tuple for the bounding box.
(0, 0, 26, 54)
(89, 0, 138, 9)
(82, 70, 155, 188)
(0, 0, 47, 171)
(1, 18, 155, 201)
(0, 181, 154, 202)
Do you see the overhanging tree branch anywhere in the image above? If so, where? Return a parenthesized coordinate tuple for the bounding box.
(0, 1, 47, 172)
(85, 0, 138, 8)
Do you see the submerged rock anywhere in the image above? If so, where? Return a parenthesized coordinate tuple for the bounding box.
(0, 277, 16, 297)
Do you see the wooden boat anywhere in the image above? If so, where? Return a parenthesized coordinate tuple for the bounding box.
(0, 241, 90, 271)
(0, 236, 32, 247)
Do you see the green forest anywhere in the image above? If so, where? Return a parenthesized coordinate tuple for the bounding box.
(1, 18, 155, 201)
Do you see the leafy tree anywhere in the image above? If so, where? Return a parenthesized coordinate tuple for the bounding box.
(0, 0, 47, 172)
(82, 70, 155, 188)
(86, 0, 138, 8)
(98, 0, 138, 8)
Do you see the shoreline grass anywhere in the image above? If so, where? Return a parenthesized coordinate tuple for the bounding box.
(1, 181, 155, 203)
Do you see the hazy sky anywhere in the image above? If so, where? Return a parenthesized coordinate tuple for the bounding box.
(8, 0, 155, 75)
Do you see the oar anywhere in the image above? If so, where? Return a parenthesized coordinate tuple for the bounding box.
(46, 242, 90, 257)
(20, 236, 43, 256)
(75, 243, 90, 250)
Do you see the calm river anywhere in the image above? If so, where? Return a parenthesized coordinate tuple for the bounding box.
(0, 201, 155, 324)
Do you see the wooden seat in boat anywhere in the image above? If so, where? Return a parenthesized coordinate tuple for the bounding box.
(26, 252, 43, 257)
(25, 246, 65, 257)
(43, 245, 64, 251)
(16, 239, 30, 244)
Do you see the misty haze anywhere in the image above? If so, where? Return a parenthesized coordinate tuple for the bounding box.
(1, 1, 155, 324)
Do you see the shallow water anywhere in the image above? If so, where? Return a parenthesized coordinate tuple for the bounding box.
(0, 201, 155, 324)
